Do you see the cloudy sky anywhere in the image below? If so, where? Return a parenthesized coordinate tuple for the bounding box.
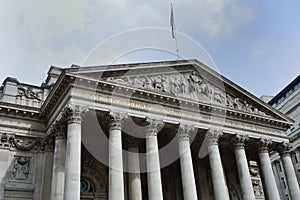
(0, 0, 299, 98)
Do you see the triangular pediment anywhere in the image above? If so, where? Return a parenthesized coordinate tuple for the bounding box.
(65, 60, 293, 125)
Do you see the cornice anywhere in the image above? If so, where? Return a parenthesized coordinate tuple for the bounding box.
(40, 71, 73, 119)
(0, 102, 41, 120)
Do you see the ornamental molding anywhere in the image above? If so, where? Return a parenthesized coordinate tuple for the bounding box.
(16, 86, 42, 101)
(278, 142, 292, 156)
(205, 129, 223, 146)
(256, 138, 272, 153)
(105, 71, 268, 116)
(106, 111, 128, 131)
(232, 134, 249, 150)
(177, 124, 197, 142)
(0, 132, 54, 152)
(144, 117, 164, 137)
(49, 120, 67, 139)
(62, 104, 89, 124)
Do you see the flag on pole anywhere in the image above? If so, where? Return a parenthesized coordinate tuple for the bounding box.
(170, 4, 175, 39)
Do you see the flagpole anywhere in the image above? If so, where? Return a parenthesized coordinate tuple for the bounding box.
(170, 3, 180, 60)
(173, 17, 180, 60)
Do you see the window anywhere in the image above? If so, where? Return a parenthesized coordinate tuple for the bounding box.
(80, 179, 94, 193)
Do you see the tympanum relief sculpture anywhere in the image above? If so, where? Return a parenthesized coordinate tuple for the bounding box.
(106, 71, 267, 116)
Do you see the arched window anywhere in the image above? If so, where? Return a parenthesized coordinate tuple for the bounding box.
(80, 179, 94, 193)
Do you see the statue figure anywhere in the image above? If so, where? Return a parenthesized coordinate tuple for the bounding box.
(161, 75, 169, 92)
(188, 71, 201, 93)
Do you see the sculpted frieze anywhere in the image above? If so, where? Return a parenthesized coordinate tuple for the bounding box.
(0, 132, 53, 152)
(16, 86, 41, 101)
(105, 71, 267, 116)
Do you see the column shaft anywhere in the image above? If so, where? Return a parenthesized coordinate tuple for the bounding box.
(256, 139, 280, 200)
(51, 134, 66, 200)
(64, 118, 82, 200)
(63, 104, 87, 200)
(280, 143, 300, 200)
(146, 134, 163, 200)
(109, 128, 124, 200)
(235, 149, 255, 200)
(108, 112, 126, 200)
(145, 118, 164, 200)
(209, 145, 229, 200)
(234, 135, 255, 200)
(259, 152, 280, 200)
(207, 130, 229, 200)
(178, 125, 198, 200)
(128, 147, 142, 200)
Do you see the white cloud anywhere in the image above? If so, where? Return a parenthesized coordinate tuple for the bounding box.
(0, 0, 253, 85)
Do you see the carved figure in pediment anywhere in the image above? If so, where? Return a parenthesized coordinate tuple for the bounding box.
(142, 76, 152, 90)
(245, 103, 256, 113)
(188, 71, 201, 93)
(107, 77, 126, 84)
(226, 94, 234, 107)
(179, 75, 188, 94)
(132, 77, 143, 88)
(233, 98, 246, 111)
(153, 76, 163, 91)
(170, 75, 180, 94)
(213, 89, 225, 104)
(161, 75, 169, 92)
(12, 156, 31, 180)
(198, 80, 212, 98)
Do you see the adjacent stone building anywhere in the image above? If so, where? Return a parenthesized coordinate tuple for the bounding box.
(269, 75, 300, 200)
(0, 60, 298, 200)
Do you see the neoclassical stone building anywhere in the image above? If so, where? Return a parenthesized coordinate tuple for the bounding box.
(0, 60, 299, 200)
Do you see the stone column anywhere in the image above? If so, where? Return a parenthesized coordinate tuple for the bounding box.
(63, 104, 88, 200)
(177, 124, 198, 200)
(145, 118, 164, 200)
(50, 122, 66, 200)
(206, 129, 230, 200)
(233, 134, 255, 200)
(127, 139, 142, 200)
(108, 112, 127, 200)
(279, 142, 300, 200)
(256, 138, 280, 200)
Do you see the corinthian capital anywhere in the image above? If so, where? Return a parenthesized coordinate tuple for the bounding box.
(144, 117, 164, 137)
(256, 138, 272, 153)
(206, 129, 223, 146)
(177, 124, 197, 142)
(107, 111, 127, 131)
(278, 142, 292, 157)
(52, 121, 67, 139)
(63, 104, 89, 124)
(233, 134, 249, 149)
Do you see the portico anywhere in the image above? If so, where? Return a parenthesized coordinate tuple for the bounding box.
(44, 60, 296, 199)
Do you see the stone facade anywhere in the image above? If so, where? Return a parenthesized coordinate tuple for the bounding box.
(0, 60, 298, 200)
(269, 75, 300, 200)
